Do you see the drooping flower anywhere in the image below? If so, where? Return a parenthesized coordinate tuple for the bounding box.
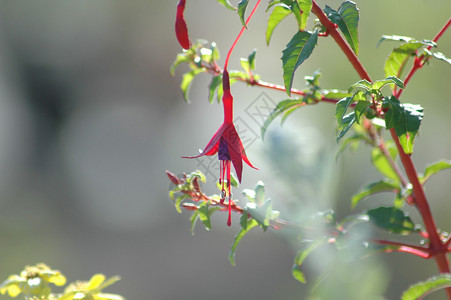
(175, 0, 191, 50)
(183, 70, 257, 225)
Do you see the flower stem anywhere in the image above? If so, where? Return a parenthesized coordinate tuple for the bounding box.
(223, 0, 261, 70)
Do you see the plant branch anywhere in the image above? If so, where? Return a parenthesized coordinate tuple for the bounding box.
(396, 17, 451, 99)
(312, 2, 451, 296)
(371, 239, 431, 259)
(311, 1, 372, 82)
(223, 0, 261, 70)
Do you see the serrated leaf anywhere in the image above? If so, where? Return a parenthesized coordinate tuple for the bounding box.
(372, 76, 404, 90)
(377, 35, 414, 46)
(377, 35, 435, 48)
(430, 51, 451, 64)
(180, 68, 204, 102)
(420, 160, 451, 184)
(402, 274, 451, 300)
(247, 200, 273, 231)
(292, 238, 327, 283)
(352, 180, 400, 208)
(383, 97, 423, 154)
(261, 99, 305, 139)
(366, 206, 416, 235)
(384, 41, 423, 78)
(350, 79, 372, 92)
(354, 100, 371, 124)
(324, 1, 359, 55)
(371, 145, 399, 183)
(229, 219, 258, 265)
(208, 75, 222, 103)
(238, 0, 250, 27)
(292, 0, 312, 31)
(282, 30, 318, 96)
(336, 112, 355, 142)
(335, 96, 354, 126)
(266, 3, 291, 44)
(217, 0, 237, 10)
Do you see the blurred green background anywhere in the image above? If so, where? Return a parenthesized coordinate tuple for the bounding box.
(0, 0, 449, 299)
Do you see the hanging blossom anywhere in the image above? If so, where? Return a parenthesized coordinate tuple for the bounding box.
(175, 0, 190, 49)
(183, 70, 257, 226)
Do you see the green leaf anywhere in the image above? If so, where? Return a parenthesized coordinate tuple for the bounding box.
(197, 202, 212, 230)
(229, 219, 259, 265)
(190, 210, 199, 234)
(292, 238, 327, 283)
(237, 0, 250, 27)
(292, 0, 312, 31)
(210, 42, 220, 62)
(366, 206, 416, 235)
(266, 3, 291, 41)
(217, 0, 237, 11)
(323, 90, 352, 99)
(354, 100, 371, 124)
(180, 68, 204, 102)
(174, 194, 191, 213)
(384, 41, 423, 78)
(247, 200, 273, 231)
(261, 99, 305, 139)
(377, 35, 435, 48)
(377, 35, 415, 46)
(335, 96, 354, 126)
(420, 160, 451, 184)
(208, 75, 222, 103)
(254, 181, 265, 206)
(429, 51, 451, 64)
(372, 76, 404, 90)
(170, 53, 190, 76)
(282, 30, 319, 96)
(383, 97, 423, 154)
(324, 1, 359, 55)
(336, 112, 355, 142)
(402, 274, 451, 300)
(352, 180, 400, 208)
(371, 145, 399, 183)
(248, 49, 257, 71)
(349, 79, 372, 92)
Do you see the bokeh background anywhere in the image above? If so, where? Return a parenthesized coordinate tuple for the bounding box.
(0, 0, 449, 299)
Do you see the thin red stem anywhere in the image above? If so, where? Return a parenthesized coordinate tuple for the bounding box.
(224, 0, 262, 70)
(372, 239, 431, 259)
(396, 17, 451, 99)
(248, 79, 339, 104)
(311, 1, 371, 82)
(311, 2, 451, 296)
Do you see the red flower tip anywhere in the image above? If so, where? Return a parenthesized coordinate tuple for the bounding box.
(175, 0, 191, 50)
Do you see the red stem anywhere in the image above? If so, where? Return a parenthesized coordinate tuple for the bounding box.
(311, 1, 371, 82)
(224, 0, 262, 70)
(372, 239, 431, 259)
(311, 1, 451, 295)
(396, 18, 451, 99)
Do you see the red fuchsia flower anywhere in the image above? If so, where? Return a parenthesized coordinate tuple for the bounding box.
(183, 70, 257, 226)
(175, 0, 191, 50)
